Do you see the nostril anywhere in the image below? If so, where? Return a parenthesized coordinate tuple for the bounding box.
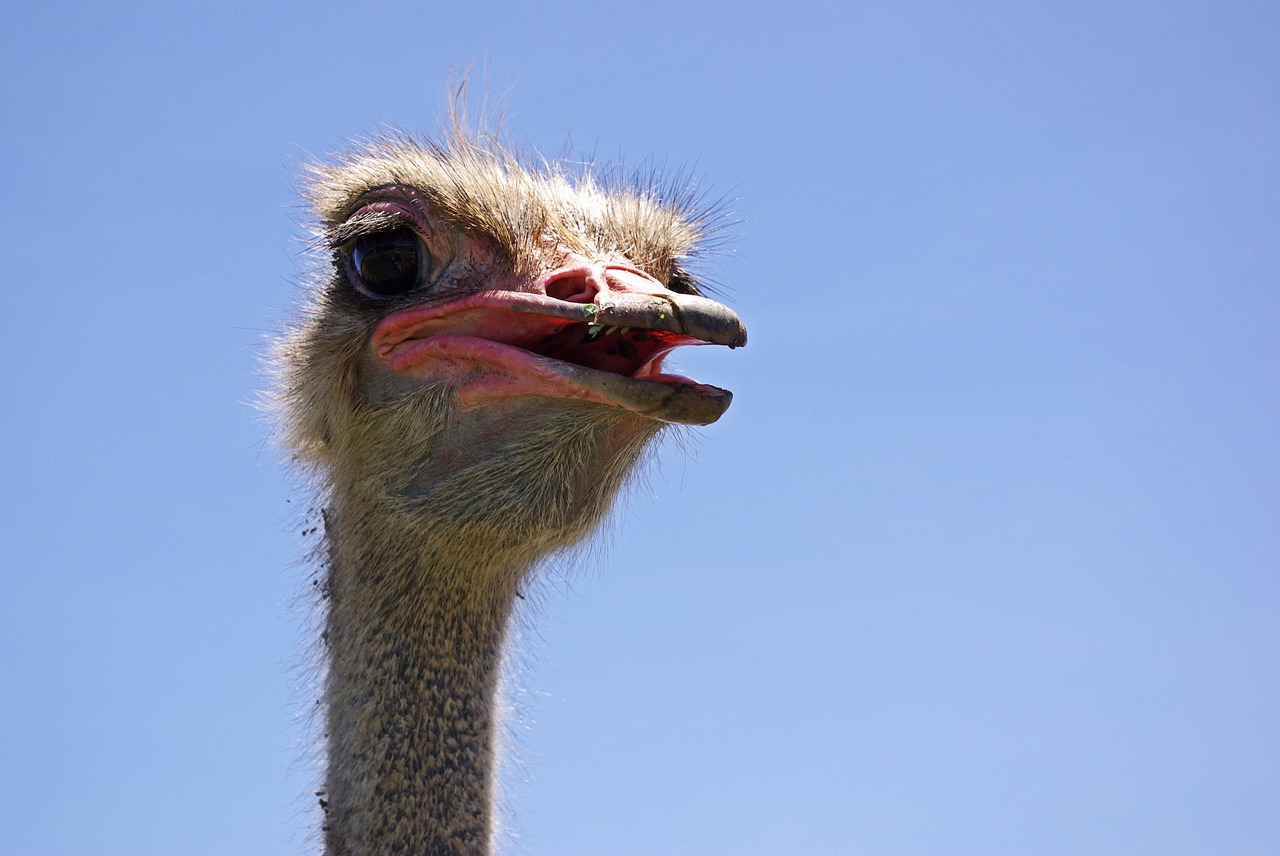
(543, 271, 599, 304)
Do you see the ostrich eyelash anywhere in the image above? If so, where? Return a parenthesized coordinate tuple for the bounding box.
(328, 211, 417, 250)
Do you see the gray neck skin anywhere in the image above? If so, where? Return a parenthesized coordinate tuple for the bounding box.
(320, 500, 523, 856)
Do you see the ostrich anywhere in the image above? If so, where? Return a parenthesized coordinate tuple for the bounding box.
(271, 117, 746, 855)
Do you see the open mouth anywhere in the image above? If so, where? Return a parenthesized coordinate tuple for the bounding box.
(372, 291, 747, 425)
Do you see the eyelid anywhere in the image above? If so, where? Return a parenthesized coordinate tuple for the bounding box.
(329, 210, 415, 250)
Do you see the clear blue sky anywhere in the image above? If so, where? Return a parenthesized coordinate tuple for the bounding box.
(2, 2, 1277, 854)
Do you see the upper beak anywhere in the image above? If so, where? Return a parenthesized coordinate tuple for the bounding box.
(526, 263, 747, 348)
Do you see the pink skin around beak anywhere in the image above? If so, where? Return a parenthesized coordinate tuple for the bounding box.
(370, 259, 747, 425)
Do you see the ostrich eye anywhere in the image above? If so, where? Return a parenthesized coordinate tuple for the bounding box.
(347, 228, 430, 297)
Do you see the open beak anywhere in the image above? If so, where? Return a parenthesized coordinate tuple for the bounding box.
(371, 264, 747, 425)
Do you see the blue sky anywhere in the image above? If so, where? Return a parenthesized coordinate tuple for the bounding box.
(2, 1, 1277, 854)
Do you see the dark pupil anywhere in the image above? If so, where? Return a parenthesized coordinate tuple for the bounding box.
(351, 229, 424, 296)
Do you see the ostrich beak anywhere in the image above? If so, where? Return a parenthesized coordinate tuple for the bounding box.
(371, 267, 747, 425)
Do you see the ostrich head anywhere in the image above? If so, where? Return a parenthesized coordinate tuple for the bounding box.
(271, 120, 745, 854)
(276, 126, 744, 569)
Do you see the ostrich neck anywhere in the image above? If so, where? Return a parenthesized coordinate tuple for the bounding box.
(314, 397, 658, 855)
(321, 495, 524, 856)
